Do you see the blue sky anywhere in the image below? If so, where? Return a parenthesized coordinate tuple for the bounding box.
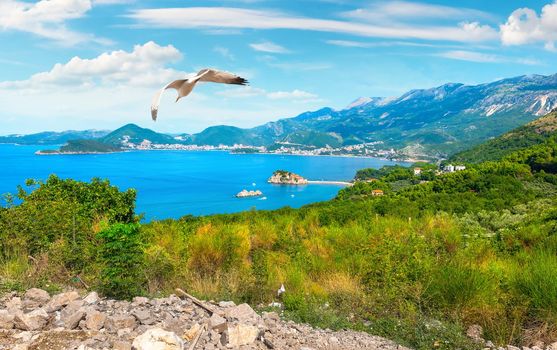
(0, 0, 556, 134)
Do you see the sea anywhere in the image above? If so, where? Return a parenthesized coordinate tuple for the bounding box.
(0, 144, 409, 220)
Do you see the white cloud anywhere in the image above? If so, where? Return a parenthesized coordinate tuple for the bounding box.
(325, 39, 465, 49)
(438, 50, 541, 65)
(343, 1, 494, 22)
(0, 0, 108, 45)
(326, 40, 372, 48)
(217, 86, 266, 98)
(0, 41, 183, 90)
(249, 41, 289, 53)
(500, 1, 557, 49)
(129, 7, 498, 43)
(267, 89, 318, 100)
(438, 50, 498, 63)
(217, 86, 319, 102)
(213, 46, 235, 60)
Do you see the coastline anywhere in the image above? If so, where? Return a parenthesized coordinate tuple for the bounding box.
(35, 150, 128, 156)
(234, 150, 420, 163)
(307, 180, 353, 186)
(26, 145, 425, 164)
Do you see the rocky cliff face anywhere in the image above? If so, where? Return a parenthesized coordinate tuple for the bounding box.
(0, 288, 410, 350)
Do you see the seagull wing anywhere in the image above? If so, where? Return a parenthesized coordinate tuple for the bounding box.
(196, 68, 248, 85)
(151, 79, 187, 121)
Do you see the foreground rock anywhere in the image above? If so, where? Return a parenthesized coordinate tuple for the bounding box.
(132, 328, 184, 350)
(0, 288, 411, 350)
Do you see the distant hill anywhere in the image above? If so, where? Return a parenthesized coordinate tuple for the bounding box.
(277, 130, 343, 148)
(185, 125, 267, 146)
(39, 140, 124, 154)
(36, 123, 183, 154)
(100, 123, 178, 146)
(0, 130, 109, 145)
(451, 110, 557, 163)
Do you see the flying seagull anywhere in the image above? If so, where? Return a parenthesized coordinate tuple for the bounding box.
(151, 68, 248, 121)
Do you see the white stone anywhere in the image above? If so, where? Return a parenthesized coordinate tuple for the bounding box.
(85, 310, 106, 330)
(209, 314, 227, 333)
(225, 303, 258, 322)
(45, 291, 80, 312)
(14, 309, 49, 331)
(83, 292, 99, 305)
(0, 309, 14, 329)
(221, 324, 260, 347)
(23, 288, 50, 308)
(132, 328, 184, 350)
(218, 301, 236, 308)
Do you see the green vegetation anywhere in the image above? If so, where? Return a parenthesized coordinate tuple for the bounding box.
(58, 139, 123, 153)
(189, 125, 267, 146)
(98, 223, 145, 299)
(100, 123, 177, 146)
(280, 130, 343, 148)
(4, 114, 557, 349)
(451, 111, 557, 163)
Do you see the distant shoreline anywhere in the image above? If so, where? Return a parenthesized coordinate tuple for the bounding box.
(28, 146, 423, 163)
(35, 150, 128, 156)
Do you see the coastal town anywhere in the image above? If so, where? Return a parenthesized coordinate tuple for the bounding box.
(123, 139, 407, 161)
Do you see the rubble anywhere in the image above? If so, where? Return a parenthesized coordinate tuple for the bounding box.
(0, 288, 412, 349)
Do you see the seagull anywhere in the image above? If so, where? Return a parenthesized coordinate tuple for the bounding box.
(151, 68, 248, 121)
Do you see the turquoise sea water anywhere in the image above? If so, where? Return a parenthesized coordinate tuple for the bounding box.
(0, 144, 408, 220)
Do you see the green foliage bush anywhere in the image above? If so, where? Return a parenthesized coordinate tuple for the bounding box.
(97, 223, 146, 299)
(0, 175, 136, 290)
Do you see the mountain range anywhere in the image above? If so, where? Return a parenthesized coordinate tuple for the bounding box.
(3, 73, 557, 159)
(0, 130, 109, 145)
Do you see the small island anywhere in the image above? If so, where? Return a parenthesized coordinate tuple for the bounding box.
(236, 189, 263, 198)
(268, 170, 308, 185)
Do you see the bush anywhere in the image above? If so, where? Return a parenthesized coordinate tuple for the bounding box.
(97, 223, 145, 299)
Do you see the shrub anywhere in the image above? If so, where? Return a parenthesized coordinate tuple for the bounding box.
(97, 223, 145, 299)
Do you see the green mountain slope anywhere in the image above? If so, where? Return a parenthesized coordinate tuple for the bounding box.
(451, 110, 557, 163)
(100, 123, 178, 146)
(60, 140, 123, 153)
(187, 125, 267, 146)
(279, 130, 343, 148)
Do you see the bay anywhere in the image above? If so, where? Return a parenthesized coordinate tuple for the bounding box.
(0, 144, 408, 220)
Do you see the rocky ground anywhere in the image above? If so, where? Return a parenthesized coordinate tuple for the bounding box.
(0, 288, 411, 350)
